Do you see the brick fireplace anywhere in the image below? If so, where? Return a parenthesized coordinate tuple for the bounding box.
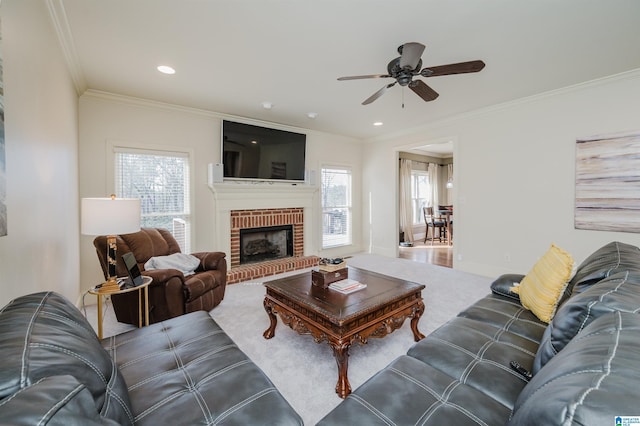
(230, 208, 304, 267)
(225, 206, 319, 284)
(209, 183, 319, 284)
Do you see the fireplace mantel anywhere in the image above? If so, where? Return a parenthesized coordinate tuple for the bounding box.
(208, 183, 318, 266)
(209, 183, 317, 209)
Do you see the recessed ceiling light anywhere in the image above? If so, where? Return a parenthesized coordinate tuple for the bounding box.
(373, 122, 383, 126)
(261, 101, 273, 110)
(306, 112, 318, 119)
(157, 65, 176, 75)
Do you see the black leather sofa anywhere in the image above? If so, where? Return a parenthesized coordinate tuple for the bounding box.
(318, 241, 640, 425)
(0, 292, 302, 425)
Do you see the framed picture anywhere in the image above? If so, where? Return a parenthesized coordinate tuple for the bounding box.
(575, 130, 640, 232)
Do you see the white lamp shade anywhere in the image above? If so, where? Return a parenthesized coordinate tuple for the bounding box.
(81, 197, 141, 236)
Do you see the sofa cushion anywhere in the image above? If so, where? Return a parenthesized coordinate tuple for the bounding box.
(0, 292, 134, 425)
(102, 310, 302, 426)
(456, 294, 547, 344)
(510, 244, 574, 323)
(0, 375, 120, 425)
(407, 295, 547, 411)
(532, 270, 640, 374)
(509, 311, 640, 426)
(317, 355, 514, 426)
(568, 241, 640, 295)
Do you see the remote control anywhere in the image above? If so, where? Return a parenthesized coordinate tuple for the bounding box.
(510, 361, 532, 381)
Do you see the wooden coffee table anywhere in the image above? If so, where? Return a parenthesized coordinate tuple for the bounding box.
(263, 267, 425, 398)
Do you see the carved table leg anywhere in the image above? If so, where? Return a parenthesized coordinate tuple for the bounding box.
(331, 341, 352, 398)
(411, 299, 426, 341)
(263, 297, 278, 339)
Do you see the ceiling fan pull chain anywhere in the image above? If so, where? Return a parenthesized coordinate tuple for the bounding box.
(402, 87, 405, 109)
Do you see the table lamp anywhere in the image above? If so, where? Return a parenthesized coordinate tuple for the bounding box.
(82, 195, 141, 293)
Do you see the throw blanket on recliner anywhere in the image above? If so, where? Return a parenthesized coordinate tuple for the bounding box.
(144, 253, 200, 276)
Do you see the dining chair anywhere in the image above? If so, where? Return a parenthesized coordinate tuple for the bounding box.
(438, 205, 454, 245)
(423, 207, 447, 245)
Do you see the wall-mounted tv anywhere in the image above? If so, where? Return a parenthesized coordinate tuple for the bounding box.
(221, 120, 306, 182)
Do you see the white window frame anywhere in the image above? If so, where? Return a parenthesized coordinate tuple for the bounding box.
(321, 165, 352, 249)
(411, 170, 430, 225)
(107, 142, 194, 253)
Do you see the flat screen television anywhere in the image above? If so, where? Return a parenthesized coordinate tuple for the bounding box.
(221, 120, 306, 182)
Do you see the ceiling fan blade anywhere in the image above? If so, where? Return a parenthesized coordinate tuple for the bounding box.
(409, 80, 439, 102)
(422, 60, 486, 77)
(337, 74, 390, 81)
(362, 82, 396, 105)
(399, 42, 425, 70)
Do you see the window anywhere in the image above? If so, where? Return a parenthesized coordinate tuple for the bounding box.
(321, 166, 352, 248)
(411, 170, 430, 225)
(114, 148, 191, 252)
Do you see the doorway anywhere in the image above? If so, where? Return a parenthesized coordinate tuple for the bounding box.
(397, 140, 454, 268)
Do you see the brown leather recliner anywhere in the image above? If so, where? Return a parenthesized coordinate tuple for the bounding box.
(93, 228, 227, 326)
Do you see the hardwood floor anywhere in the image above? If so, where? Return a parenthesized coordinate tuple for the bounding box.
(399, 241, 453, 268)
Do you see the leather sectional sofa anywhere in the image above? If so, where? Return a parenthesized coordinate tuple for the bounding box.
(318, 241, 640, 425)
(0, 292, 302, 425)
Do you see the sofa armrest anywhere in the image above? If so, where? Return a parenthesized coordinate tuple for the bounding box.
(191, 251, 227, 273)
(0, 375, 121, 426)
(490, 273, 525, 301)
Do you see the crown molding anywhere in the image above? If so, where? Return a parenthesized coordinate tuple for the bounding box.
(369, 68, 640, 144)
(46, 0, 87, 94)
(82, 89, 347, 140)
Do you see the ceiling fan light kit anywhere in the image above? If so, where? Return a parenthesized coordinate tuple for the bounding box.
(338, 42, 485, 106)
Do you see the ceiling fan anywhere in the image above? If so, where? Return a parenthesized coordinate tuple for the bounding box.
(337, 42, 485, 105)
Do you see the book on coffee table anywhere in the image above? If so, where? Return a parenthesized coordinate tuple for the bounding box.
(329, 279, 367, 294)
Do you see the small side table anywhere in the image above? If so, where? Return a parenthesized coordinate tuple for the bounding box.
(88, 276, 153, 339)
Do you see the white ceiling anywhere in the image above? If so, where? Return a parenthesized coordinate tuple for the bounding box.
(413, 141, 454, 158)
(54, 0, 640, 141)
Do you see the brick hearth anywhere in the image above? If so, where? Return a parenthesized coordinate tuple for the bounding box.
(227, 207, 319, 284)
(226, 255, 320, 284)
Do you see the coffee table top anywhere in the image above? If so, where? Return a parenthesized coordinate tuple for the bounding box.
(264, 267, 424, 325)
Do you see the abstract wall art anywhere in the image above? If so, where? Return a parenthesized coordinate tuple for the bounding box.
(575, 130, 640, 233)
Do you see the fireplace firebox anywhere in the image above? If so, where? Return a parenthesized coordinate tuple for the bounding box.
(240, 225, 293, 265)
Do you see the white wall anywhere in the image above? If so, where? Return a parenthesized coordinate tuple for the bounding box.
(0, 0, 80, 307)
(364, 71, 640, 277)
(10, 1, 637, 306)
(79, 92, 363, 290)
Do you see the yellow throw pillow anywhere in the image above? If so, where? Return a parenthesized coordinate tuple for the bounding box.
(511, 244, 574, 323)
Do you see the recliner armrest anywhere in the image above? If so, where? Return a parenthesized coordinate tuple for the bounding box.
(138, 270, 186, 320)
(191, 252, 227, 272)
(143, 268, 184, 282)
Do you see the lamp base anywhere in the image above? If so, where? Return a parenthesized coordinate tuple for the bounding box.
(96, 277, 121, 293)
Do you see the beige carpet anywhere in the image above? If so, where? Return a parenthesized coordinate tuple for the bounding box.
(87, 253, 493, 425)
